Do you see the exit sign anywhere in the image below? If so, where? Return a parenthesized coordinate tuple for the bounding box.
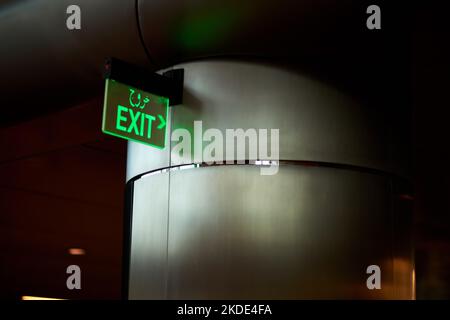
(101, 58, 183, 149)
(102, 79, 169, 149)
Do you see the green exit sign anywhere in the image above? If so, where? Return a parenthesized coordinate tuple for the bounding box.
(102, 79, 169, 149)
(101, 58, 183, 148)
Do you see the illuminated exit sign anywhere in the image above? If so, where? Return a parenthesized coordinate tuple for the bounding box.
(102, 79, 169, 149)
(101, 58, 183, 149)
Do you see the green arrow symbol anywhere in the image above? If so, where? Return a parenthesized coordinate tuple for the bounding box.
(157, 114, 166, 130)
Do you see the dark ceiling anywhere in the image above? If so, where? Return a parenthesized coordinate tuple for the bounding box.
(0, 0, 410, 127)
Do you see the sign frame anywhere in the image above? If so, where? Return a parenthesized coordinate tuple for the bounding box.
(101, 57, 183, 149)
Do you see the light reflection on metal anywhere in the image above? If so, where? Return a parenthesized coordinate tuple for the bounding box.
(141, 164, 200, 179)
(392, 257, 415, 300)
(139, 162, 282, 180)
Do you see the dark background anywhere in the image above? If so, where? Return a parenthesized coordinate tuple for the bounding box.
(411, 3, 450, 299)
(0, 1, 449, 299)
(0, 99, 126, 299)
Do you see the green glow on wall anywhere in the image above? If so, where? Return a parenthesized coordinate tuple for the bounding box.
(102, 79, 169, 149)
(176, 6, 242, 51)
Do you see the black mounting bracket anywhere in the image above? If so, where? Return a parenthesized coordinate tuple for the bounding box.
(103, 57, 184, 106)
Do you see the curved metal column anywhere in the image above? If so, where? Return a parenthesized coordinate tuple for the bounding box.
(126, 60, 414, 299)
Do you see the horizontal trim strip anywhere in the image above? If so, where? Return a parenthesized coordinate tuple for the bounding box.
(128, 159, 411, 185)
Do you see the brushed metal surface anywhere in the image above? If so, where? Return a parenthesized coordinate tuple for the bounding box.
(165, 164, 406, 299)
(126, 108, 173, 182)
(171, 60, 388, 171)
(126, 61, 413, 299)
(128, 172, 169, 299)
(127, 164, 414, 299)
(128, 60, 408, 178)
